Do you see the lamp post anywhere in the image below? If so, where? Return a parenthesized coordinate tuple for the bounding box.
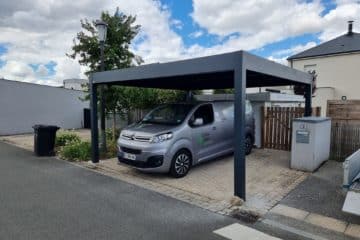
(95, 20, 108, 152)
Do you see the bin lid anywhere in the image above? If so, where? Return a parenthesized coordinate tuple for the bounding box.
(293, 117, 330, 123)
(32, 125, 60, 130)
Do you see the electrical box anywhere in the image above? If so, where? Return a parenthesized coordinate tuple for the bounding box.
(291, 117, 331, 172)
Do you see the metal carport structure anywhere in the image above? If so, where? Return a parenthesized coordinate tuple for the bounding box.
(89, 50, 313, 200)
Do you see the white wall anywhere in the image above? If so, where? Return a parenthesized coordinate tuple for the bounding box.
(291, 52, 360, 115)
(0, 79, 89, 135)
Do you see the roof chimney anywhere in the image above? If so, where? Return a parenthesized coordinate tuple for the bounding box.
(348, 20, 354, 35)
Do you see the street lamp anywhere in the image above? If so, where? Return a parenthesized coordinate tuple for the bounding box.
(95, 19, 108, 152)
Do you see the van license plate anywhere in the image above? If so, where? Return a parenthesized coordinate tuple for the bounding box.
(124, 153, 136, 160)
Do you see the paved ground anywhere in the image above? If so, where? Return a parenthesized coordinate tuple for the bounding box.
(281, 161, 360, 224)
(0, 141, 239, 240)
(91, 149, 307, 215)
(0, 129, 90, 151)
(0, 131, 308, 215)
(261, 161, 360, 239)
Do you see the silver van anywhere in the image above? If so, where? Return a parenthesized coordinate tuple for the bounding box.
(117, 101, 255, 177)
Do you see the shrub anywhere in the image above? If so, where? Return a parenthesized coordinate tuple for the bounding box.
(55, 131, 81, 147)
(105, 128, 121, 142)
(106, 140, 118, 158)
(59, 140, 91, 162)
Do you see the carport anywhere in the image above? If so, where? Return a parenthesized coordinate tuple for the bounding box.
(89, 50, 313, 200)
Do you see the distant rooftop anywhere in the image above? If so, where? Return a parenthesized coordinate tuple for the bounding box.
(288, 21, 360, 60)
(63, 78, 87, 84)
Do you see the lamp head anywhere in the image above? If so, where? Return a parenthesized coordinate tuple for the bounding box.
(95, 20, 108, 42)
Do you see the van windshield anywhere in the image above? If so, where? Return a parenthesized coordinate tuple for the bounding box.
(141, 104, 194, 125)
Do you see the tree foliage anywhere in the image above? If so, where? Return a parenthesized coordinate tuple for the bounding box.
(68, 9, 142, 73)
(68, 9, 186, 138)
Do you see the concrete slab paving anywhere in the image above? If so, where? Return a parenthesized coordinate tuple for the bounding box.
(305, 213, 348, 233)
(280, 160, 360, 224)
(270, 204, 309, 220)
(89, 148, 308, 215)
(345, 224, 360, 239)
(268, 204, 360, 239)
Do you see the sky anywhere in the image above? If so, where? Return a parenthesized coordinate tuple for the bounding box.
(0, 0, 359, 86)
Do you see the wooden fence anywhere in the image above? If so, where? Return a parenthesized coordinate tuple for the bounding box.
(327, 100, 360, 161)
(327, 100, 360, 125)
(330, 123, 360, 161)
(262, 106, 321, 151)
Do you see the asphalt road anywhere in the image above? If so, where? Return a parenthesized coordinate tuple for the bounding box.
(0, 142, 235, 240)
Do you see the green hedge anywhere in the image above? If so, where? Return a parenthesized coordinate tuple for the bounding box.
(55, 131, 81, 147)
(59, 140, 91, 162)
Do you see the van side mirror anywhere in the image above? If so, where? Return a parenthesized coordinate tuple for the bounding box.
(193, 118, 204, 126)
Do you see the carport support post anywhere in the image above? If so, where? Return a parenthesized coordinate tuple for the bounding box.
(304, 84, 312, 117)
(90, 75, 99, 163)
(234, 58, 246, 200)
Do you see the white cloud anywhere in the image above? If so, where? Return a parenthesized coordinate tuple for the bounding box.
(171, 19, 183, 30)
(0, 0, 360, 86)
(118, 0, 185, 63)
(267, 56, 288, 65)
(0, 0, 118, 85)
(189, 30, 204, 38)
(319, 2, 360, 41)
(36, 64, 49, 77)
(191, 0, 324, 38)
(272, 42, 318, 58)
(190, 0, 360, 52)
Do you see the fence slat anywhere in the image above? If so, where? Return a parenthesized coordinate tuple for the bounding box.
(262, 106, 322, 151)
(330, 123, 360, 161)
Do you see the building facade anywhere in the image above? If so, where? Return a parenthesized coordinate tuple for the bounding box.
(0, 79, 89, 135)
(288, 21, 360, 116)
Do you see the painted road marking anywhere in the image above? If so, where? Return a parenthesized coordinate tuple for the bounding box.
(214, 223, 281, 240)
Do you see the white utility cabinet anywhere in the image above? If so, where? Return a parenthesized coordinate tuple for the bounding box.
(291, 117, 331, 172)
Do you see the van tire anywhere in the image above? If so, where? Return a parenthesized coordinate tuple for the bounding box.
(170, 150, 192, 178)
(245, 135, 253, 155)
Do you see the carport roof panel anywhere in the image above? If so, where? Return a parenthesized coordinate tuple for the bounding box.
(91, 51, 312, 90)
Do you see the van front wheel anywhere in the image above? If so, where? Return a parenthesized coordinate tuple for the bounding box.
(170, 150, 191, 178)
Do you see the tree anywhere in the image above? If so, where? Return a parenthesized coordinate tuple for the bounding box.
(68, 9, 186, 142)
(68, 9, 143, 143)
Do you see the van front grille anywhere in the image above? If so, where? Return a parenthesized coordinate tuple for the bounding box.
(121, 134, 151, 142)
(120, 147, 142, 155)
(134, 136, 151, 142)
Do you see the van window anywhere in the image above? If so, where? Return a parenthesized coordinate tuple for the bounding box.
(190, 104, 214, 127)
(142, 104, 194, 125)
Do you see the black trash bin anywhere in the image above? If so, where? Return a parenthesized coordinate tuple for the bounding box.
(33, 125, 60, 156)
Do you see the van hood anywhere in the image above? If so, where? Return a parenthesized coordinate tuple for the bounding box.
(123, 122, 177, 136)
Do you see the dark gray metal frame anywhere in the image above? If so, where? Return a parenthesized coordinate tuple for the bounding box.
(89, 50, 313, 200)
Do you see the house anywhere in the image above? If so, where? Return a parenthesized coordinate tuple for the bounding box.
(0, 79, 89, 135)
(288, 21, 360, 116)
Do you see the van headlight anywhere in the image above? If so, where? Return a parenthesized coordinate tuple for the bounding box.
(150, 132, 173, 143)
